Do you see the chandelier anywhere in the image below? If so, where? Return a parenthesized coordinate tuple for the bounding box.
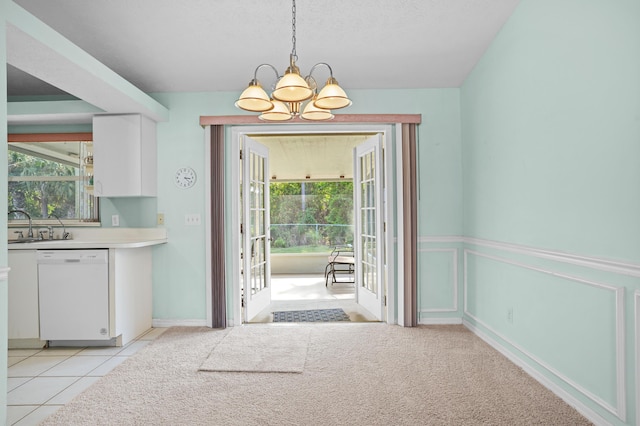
(234, 0, 352, 121)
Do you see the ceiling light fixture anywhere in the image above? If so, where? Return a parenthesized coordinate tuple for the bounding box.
(235, 0, 351, 121)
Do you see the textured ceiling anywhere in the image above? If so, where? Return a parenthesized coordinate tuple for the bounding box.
(252, 133, 374, 181)
(8, 0, 521, 96)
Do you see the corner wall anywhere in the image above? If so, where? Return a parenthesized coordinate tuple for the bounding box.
(461, 0, 640, 424)
(0, 0, 9, 419)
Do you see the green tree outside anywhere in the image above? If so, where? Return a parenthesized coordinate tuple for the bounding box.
(270, 181, 354, 252)
(8, 150, 79, 219)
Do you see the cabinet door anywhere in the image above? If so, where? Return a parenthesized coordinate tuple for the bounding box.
(93, 114, 157, 197)
(8, 251, 40, 339)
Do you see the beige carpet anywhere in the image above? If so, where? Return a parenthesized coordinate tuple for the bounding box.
(199, 325, 310, 373)
(42, 324, 592, 426)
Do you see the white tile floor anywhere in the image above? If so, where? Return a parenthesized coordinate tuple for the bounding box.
(249, 274, 379, 323)
(6, 275, 372, 424)
(6, 327, 167, 426)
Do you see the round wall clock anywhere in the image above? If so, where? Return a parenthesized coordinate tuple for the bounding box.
(175, 167, 197, 189)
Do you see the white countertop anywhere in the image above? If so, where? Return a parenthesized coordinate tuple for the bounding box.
(8, 228, 168, 250)
(8, 239, 167, 250)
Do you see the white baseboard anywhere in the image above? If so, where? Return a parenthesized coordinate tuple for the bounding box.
(152, 319, 208, 328)
(418, 317, 463, 325)
(463, 319, 611, 426)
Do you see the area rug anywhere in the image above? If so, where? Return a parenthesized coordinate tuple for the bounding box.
(199, 325, 310, 373)
(272, 308, 351, 322)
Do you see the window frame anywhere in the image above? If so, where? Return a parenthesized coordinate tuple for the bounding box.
(7, 132, 100, 227)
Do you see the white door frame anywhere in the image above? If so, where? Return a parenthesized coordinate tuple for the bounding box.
(205, 122, 404, 326)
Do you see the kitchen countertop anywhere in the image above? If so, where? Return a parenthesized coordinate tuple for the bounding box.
(8, 239, 167, 250)
(7, 228, 168, 250)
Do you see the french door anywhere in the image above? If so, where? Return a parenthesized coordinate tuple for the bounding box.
(242, 136, 271, 322)
(354, 134, 384, 320)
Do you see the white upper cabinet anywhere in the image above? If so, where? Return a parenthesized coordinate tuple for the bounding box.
(92, 114, 157, 197)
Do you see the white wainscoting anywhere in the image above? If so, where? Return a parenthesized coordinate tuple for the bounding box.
(418, 248, 458, 317)
(464, 319, 610, 426)
(463, 248, 626, 422)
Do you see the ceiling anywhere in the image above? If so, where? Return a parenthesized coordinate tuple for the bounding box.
(252, 133, 374, 181)
(8, 0, 521, 97)
(8, 141, 85, 167)
(6, 1, 521, 181)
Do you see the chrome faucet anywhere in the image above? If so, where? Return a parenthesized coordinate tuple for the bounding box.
(48, 214, 69, 240)
(8, 209, 33, 238)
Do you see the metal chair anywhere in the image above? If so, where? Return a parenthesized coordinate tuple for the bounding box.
(324, 245, 355, 286)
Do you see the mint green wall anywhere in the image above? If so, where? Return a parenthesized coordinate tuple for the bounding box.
(100, 198, 157, 228)
(0, 0, 9, 419)
(7, 123, 91, 133)
(462, 0, 640, 262)
(461, 0, 640, 424)
(146, 89, 462, 321)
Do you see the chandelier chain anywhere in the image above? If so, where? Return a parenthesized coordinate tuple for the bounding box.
(291, 0, 297, 61)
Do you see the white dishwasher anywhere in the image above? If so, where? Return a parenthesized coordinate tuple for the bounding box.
(37, 250, 109, 341)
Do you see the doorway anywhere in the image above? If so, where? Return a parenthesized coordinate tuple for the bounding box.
(232, 124, 394, 325)
(203, 117, 421, 328)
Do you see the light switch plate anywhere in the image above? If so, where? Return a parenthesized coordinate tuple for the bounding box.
(111, 214, 120, 227)
(185, 213, 201, 226)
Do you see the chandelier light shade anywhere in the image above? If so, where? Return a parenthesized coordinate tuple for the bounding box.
(235, 0, 351, 121)
(301, 96, 334, 121)
(272, 61, 314, 103)
(234, 80, 273, 112)
(314, 77, 353, 110)
(259, 100, 294, 121)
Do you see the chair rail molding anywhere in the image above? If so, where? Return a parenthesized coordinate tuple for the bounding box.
(464, 237, 640, 278)
(419, 235, 640, 277)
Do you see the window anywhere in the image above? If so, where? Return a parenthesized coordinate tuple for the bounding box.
(270, 181, 353, 253)
(8, 134, 98, 223)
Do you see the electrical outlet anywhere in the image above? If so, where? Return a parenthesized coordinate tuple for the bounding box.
(157, 213, 165, 225)
(111, 214, 120, 227)
(185, 213, 201, 226)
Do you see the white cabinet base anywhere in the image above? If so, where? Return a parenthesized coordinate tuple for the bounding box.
(8, 250, 40, 340)
(8, 245, 155, 349)
(112, 247, 153, 346)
